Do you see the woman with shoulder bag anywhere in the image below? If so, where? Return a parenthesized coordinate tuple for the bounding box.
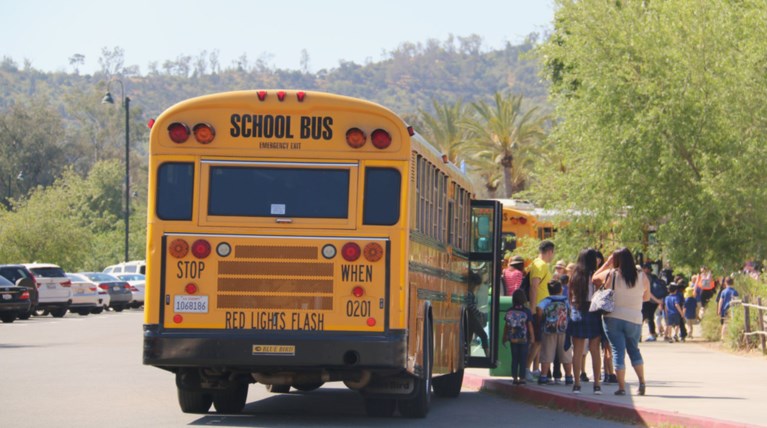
(592, 247, 651, 396)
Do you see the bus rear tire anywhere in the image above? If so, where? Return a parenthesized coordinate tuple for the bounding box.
(398, 317, 432, 418)
(432, 369, 464, 398)
(293, 382, 323, 392)
(265, 384, 290, 393)
(213, 382, 248, 414)
(177, 388, 212, 414)
(364, 398, 396, 417)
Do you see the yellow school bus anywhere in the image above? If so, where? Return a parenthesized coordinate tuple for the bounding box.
(143, 90, 502, 418)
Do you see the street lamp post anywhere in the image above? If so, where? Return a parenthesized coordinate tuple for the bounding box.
(102, 80, 131, 263)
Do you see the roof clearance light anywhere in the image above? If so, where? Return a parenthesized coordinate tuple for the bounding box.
(363, 243, 384, 262)
(257, 91, 267, 101)
(168, 122, 190, 143)
(169, 239, 189, 258)
(341, 242, 361, 262)
(371, 129, 392, 149)
(297, 91, 306, 102)
(277, 91, 286, 101)
(346, 128, 366, 148)
(407, 126, 415, 137)
(193, 123, 216, 144)
(191, 239, 211, 259)
(148, 118, 155, 128)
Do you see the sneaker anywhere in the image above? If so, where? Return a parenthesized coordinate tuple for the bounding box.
(572, 385, 581, 394)
(646, 335, 657, 342)
(608, 374, 618, 384)
(554, 378, 562, 385)
(603, 373, 609, 383)
(538, 376, 549, 385)
(532, 370, 541, 379)
(525, 370, 535, 382)
(638, 383, 646, 396)
(594, 385, 602, 395)
(565, 376, 574, 385)
(580, 372, 590, 383)
(673, 335, 679, 342)
(614, 389, 626, 396)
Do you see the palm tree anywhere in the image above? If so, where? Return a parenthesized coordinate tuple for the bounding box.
(418, 99, 470, 164)
(461, 92, 548, 197)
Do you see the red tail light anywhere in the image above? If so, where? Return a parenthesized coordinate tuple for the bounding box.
(341, 242, 361, 262)
(61, 280, 72, 288)
(20, 291, 30, 300)
(173, 314, 183, 324)
(129, 286, 139, 292)
(371, 129, 392, 149)
(98, 284, 109, 291)
(346, 128, 366, 148)
(352, 286, 364, 297)
(191, 239, 211, 259)
(193, 123, 215, 144)
(519, 217, 527, 225)
(168, 122, 190, 143)
(185, 283, 198, 294)
(89, 287, 97, 292)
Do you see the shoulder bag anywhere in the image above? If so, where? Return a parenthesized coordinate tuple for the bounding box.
(589, 270, 615, 315)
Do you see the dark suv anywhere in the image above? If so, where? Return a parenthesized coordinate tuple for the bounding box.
(0, 264, 39, 320)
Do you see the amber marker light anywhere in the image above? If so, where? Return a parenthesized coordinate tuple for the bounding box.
(193, 123, 215, 144)
(363, 243, 383, 262)
(169, 239, 189, 258)
(346, 128, 366, 148)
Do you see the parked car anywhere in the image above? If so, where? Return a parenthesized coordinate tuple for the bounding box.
(0, 275, 31, 323)
(0, 264, 39, 319)
(75, 273, 132, 311)
(115, 273, 145, 308)
(95, 287, 110, 314)
(103, 260, 146, 275)
(65, 274, 101, 315)
(23, 263, 72, 318)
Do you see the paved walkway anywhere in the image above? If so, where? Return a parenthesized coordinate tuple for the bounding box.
(464, 326, 767, 427)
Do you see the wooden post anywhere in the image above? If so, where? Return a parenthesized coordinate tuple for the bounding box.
(758, 297, 766, 355)
(743, 296, 751, 350)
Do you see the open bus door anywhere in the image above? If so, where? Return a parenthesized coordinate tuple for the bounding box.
(467, 200, 502, 368)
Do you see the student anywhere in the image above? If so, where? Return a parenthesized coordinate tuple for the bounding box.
(717, 277, 739, 341)
(526, 240, 556, 381)
(537, 280, 573, 386)
(683, 284, 698, 340)
(664, 283, 683, 343)
(503, 289, 535, 385)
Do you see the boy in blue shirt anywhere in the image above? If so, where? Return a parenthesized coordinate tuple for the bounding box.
(664, 283, 684, 343)
(683, 285, 698, 340)
(536, 280, 574, 386)
(718, 277, 739, 340)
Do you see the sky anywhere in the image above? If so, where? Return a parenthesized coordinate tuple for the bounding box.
(1, 0, 554, 75)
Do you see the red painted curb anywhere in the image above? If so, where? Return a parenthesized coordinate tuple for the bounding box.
(464, 374, 762, 428)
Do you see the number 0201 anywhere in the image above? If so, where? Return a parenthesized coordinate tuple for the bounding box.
(346, 300, 370, 317)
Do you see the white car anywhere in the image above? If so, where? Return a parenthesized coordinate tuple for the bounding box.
(66, 274, 102, 315)
(23, 263, 72, 318)
(103, 260, 146, 275)
(116, 273, 145, 308)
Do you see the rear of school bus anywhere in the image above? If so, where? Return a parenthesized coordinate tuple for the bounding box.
(142, 90, 414, 415)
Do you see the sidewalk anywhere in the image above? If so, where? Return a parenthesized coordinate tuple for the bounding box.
(464, 328, 767, 427)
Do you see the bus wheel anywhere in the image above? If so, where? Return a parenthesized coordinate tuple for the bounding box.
(364, 398, 396, 417)
(265, 384, 290, 393)
(293, 382, 323, 392)
(213, 382, 248, 414)
(398, 318, 432, 418)
(432, 369, 464, 398)
(177, 388, 212, 414)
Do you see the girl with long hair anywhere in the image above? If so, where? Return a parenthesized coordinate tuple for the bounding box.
(567, 248, 603, 394)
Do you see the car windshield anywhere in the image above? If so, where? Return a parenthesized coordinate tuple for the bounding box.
(83, 273, 120, 282)
(30, 267, 66, 278)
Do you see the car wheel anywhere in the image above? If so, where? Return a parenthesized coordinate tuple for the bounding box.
(17, 311, 32, 320)
(213, 382, 249, 414)
(35, 309, 49, 316)
(1, 313, 16, 323)
(91, 307, 104, 314)
(50, 308, 68, 318)
(177, 388, 212, 414)
(113, 306, 124, 312)
(77, 309, 90, 316)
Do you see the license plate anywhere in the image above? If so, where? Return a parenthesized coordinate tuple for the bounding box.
(47, 284, 56, 289)
(1, 294, 10, 300)
(174, 295, 208, 313)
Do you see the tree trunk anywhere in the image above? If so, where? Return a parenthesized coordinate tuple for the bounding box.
(502, 166, 514, 198)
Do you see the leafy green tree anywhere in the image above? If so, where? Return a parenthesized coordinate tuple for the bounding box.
(418, 99, 470, 163)
(537, 0, 767, 269)
(461, 92, 548, 197)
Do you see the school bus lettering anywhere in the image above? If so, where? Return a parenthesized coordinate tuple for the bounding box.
(250, 311, 287, 330)
(346, 300, 371, 318)
(299, 116, 333, 140)
(341, 264, 373, 282)
(230, 114, 333, 141)
(176, 261, 205, 279)
(291, 312, 325, 330)
(225, 311, 247, 329)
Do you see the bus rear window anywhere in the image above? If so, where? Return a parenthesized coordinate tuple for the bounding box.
(157, 163, 194, 220)
(208, 166, 350, 218)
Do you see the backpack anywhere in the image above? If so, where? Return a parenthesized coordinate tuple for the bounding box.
(542, 298, 568, 334)
(505, 308, 529, 343)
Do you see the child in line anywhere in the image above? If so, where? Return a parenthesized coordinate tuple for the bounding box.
(683, 284, 698, 339)
(664, 283, 684, 342)
(503, 289, 535, 385)
(718, 277, 739, 341)
(537, 280, 574, 386)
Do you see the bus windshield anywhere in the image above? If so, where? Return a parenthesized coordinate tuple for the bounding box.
(207, 165, 350, 218)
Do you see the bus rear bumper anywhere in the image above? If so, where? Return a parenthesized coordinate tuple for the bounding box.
(143, 324, 408, 371)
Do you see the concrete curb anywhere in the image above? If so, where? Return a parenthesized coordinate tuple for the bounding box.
(464, 374, 762, 428)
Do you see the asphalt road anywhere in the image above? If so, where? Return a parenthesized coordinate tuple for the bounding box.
(0, 311, 628, 427)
